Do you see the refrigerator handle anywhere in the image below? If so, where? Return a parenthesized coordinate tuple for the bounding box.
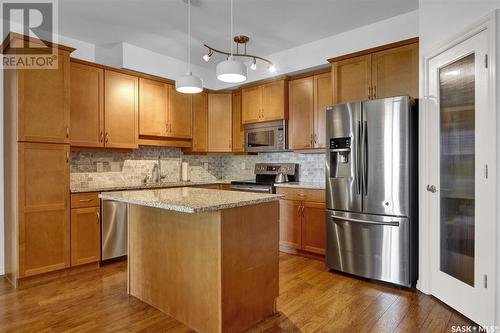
(363, 120, 368, 195)
(356, 121, 361, 194)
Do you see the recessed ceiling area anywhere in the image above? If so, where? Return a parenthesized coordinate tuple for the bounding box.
(59, 0, 418, 68)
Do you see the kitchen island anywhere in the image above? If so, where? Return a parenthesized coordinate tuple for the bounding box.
(100, 187, 282, 333)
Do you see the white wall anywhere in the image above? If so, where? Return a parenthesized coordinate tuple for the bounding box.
(217, 10, 419, 90)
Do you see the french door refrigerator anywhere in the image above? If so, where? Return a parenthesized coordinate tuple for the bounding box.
(325, 96, 418, 287)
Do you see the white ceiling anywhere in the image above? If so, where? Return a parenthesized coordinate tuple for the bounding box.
(59, 0, 418, 68)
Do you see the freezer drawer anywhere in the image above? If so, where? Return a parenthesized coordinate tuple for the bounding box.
(326, 210, 410, 287)
(101, 200, 128, 261)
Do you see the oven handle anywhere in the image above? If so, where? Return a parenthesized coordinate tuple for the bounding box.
(229, 185, 272, 193)
(328, 214, 399, 227)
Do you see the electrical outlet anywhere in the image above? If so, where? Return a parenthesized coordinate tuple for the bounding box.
(241, 162, 246, 170)
(96, 162, 104, 172)
(203, 162, 209, 170)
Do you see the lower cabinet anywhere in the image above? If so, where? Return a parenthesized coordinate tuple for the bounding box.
(277, 188, 326, 255)
(70, 193, 101, 266)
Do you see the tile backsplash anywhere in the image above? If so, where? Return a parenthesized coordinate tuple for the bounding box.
(70, 146, 325, 190)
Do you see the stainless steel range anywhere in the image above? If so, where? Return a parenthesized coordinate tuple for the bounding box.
(230, 163, 299, 193)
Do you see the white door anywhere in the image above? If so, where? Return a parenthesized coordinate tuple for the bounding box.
(426, 29, 495, 326)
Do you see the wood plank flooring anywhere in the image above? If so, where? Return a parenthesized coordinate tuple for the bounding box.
(0, 253, 473, 332)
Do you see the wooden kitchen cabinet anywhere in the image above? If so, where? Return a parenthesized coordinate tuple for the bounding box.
(139, 78, 168, 137)
(232, 92, 244, 152)
(70, 61, 104, 147)
(104, 70, 139, 149)
(18, 143, 71, 277)
(279, 199, 302, 249)
(168, 85, 192, 139)
(17, 50, 71, 144)
(289, 72, 332, 150)
(241, 78, 288, 124)
(330, 39, 419, 105)
(208, 93, 232, 152)
(289, 77, 314, 149)
(332, 54, 372, 105)
(71, 203, 100, 266)
(371, 43, 419, 99)
(192, 92, 208, 152)
(277, 187, 326, 255)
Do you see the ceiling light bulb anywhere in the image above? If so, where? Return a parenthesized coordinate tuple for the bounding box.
(268, 64, 276, 73)
(203, 50, 212, 62)
(250, 58, 257, 70)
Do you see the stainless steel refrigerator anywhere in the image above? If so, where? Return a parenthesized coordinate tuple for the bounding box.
(325, 96, 418, 287)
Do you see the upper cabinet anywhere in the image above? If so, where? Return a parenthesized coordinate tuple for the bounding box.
(208, 93, 232, 152)
(168, 85, 192, 139)
(18, 50, 71, 144)
(332, 54, 372, 105)
(371, 43, 419, 99)
(289, 72, 332, 150)
(331, 39, 419, 105)
(232, 92, 244, 153)
(70, 61, 104, 147)
(104, 70, 139, 149)
(241, 78, 288, 124)
(192, 92, 208, 152)
(139, 78, 168, 137)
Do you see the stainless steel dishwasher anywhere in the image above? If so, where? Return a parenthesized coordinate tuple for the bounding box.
(101, 199, 128, 262)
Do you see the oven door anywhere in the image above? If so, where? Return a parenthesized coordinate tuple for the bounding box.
(325, 210, 410, 287)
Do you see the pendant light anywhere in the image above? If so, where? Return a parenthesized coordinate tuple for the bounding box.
(216, 0, 247, 83)
(176, 0, 203, 93)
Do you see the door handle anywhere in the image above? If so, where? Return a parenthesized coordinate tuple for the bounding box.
(356, 120, 361, 195)
(329, 215, 399, 227)
(426, 184, 437, 193)
(363, 120, 368, 195)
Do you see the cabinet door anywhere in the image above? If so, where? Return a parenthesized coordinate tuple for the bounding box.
(104, 70, 138, 149)
(372, 43, 419, 99)
(302, 202, 326, 254)
(71, 206, 100, 266)
(232, 92, 244, 152)
(241, 86, 262, 124)
(18, 143, 70, 277)
(168, 85, 192, 139)
(208, 94, 232, 152)
(192, 92, 208, 152)
(289, 77, 314, 149)
(18, 50, 70, 143)
(279, 200, 302, 249)
(139, 78, 168, 137)
(314, 73, 332, 148)
(70, 62, 104, 147)
(262, 80, 287, 121)
(332, 54, 372, 104)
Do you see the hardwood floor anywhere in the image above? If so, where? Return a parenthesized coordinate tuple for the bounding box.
(0, 253, 473, 332)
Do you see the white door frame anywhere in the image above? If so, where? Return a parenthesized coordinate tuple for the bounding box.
(420, 11, 498, 326)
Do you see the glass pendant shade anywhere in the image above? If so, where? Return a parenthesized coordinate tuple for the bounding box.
(216, 58, 247, 83)
(175, 73, 203, 93)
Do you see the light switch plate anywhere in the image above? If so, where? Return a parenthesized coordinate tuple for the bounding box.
(241, 162, 246, 170)
(96, 162, 104, 172)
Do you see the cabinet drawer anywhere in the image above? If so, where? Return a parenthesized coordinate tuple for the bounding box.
(71, 192, 100, 208)
(276, 187, 325, 203)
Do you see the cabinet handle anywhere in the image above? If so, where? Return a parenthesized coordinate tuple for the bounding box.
(96, 211, 100, 224)
(66, 151, 69, 163)
(301, 205, 305, 216)
(66, 126, 70, 138)
(105, 132, 109, 143)
(373, 85, 377, 99)
(368, 86, 371, 99)
(79, 199, 92, 202)
(314, 134, 318, 145)
(297, 205, 302, 216)
(99, 131, 104, 143)
(310, 134, 314, 146)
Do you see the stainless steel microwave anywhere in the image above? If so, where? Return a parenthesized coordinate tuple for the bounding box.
(244, 120, 288, 152)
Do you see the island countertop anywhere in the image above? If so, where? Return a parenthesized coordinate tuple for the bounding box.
(99, 187, 283, 213)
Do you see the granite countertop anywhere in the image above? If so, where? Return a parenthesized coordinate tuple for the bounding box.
(71, 180, 233, 193)
(274, 181, 326, 190)
(99, 187, 283, 213)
